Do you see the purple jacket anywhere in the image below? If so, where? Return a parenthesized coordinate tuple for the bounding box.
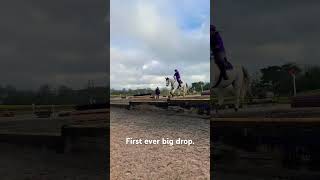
(174, 71, 181, 80)
(211, 31, 225, 54)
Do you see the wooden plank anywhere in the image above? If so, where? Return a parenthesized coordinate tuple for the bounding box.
(212, 107, 320, 118)
(168, 99, 210, 105)
(174, 95, 210, 99)
(201, 90, 210, 95)
(61, 126, 108, 137)
(169, 99, 209, 102)
(291, 95, 320, 107)
(212, 117, 320, 123)
(71, 109, 109, 115)
(110, 103, 130, 109)
(129, 101, 168, 108)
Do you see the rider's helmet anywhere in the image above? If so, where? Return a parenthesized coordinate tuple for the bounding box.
(174, 69, 178, 72)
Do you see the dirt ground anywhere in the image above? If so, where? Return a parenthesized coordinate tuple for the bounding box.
(110, 107, 210, 180)
(0, 143, 107, 180)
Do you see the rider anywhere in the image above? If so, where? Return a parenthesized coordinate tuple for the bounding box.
(174, 69, 183, 88)
(211, 25, 229, 80)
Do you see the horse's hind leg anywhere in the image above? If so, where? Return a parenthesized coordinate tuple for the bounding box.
(235, 89, 241, 112)
(240, 84, 247, 108)
(232, 83, 241, 112)
(169, 90, 173, 98)
(215, 88, 224, 113)
(217, 88, 224, 106)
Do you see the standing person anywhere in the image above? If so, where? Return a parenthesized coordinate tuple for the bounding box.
(211, 25, 229, 80)
(155, 87, 160, 99)
(174, 69, 183, 88)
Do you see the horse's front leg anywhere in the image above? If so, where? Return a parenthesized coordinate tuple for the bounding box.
(177, 87, 183, 96)
(168, 88, 172, 98)
(171, 88, 176, 98)
(179, 87, 182, 97)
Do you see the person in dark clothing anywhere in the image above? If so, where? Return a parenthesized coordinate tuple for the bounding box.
(211, 25, 229, 80)
(174, 69, 183, 88)
(155, 87, 160, 99)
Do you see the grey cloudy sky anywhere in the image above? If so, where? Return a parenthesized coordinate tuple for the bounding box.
(214, 0, 320, 73)
(1, 1, 318, 90)
(110, 0, 210, 90)
(0, 0, 108, 90)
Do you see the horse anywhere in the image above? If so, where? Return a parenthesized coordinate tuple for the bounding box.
(165, 77, 189, 98)
(211, 61, 250, 112)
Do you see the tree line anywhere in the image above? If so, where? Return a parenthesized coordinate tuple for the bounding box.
(251, 63, 320, 97)
(2, 63, 319, 105)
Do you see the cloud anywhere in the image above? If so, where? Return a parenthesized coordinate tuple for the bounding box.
(110, 0, 210, 89)
(214, 0, 320, 72)
(0, 0, 108, 90)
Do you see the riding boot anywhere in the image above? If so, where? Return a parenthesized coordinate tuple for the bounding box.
(221, 68, 228, 80)
(178, 80, 182, 88)
(215, 60, 229, 80)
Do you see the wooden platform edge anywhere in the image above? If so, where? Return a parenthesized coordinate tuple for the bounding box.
(0, 125, 109, 153)
(212, 117, 320, 123)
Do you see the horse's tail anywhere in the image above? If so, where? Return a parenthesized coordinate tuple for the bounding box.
(241, 67, 251, 99)
(242, 67, 249, 82)
(185, 83, 188, 94)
